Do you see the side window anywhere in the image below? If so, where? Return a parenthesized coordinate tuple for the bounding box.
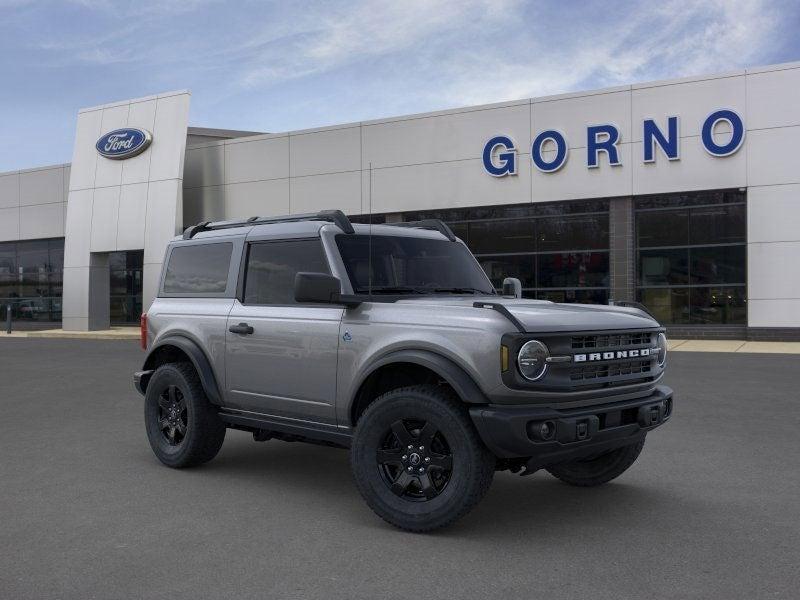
(163, 243, 232, 294)
(244, 239, 329, 305)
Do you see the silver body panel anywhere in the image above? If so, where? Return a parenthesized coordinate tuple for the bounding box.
(145, 219, 662, 430)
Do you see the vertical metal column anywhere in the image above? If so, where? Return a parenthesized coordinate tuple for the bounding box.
(609, 197, 635, 303)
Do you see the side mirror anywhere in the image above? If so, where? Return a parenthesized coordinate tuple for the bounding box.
(295, 272, 361, 307)
(502, 277, 522, 299)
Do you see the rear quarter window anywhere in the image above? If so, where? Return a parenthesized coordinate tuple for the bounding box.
(162, 242, 233, 295)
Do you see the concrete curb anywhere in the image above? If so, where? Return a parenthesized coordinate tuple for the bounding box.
(2, 327, 139, 341)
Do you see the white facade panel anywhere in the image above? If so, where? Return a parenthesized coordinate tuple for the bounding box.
(19, 202, 64, 239)
(94, 104, 129, 189)
(370, 158, 531, 214)
(0, 173, 19, 209)
(290, 171, 361, 215)
(746, 126, 800, 187)
(362, 103, 530, 169)
(148, 93, 190, 182)
(534, 89, 632, 148)
(532, 144, 632, 202)
(632, 139, 747, 195)
(747, 185, 800, 243)
(290, 126, 360, 177)
(143, 179, 182, 265)
(89, 186, 121, 252)
(748, 299, 800, 327)
(631, 75, 746, 141)
(121, 99, 157, 185)
(748, 241, 800, 300)
(0, 207, 19, 240)
(19, 167, 64, 206)
(116, 183, 148, 251)
(224, 178, 290, 218)
(225, 136, 288, 183)
(746, 67, 800, 130)
(69, 109, 104, 192)
(63, 189, 93, 268)
(184, 185, 226, 225)
(185, 144, 224, 189)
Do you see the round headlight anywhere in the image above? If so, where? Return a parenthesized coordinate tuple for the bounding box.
(656, 332, 667, 366)
(517, 340, 549, 381)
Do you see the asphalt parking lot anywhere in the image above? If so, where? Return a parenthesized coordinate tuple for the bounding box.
(0, 339, 798, 599)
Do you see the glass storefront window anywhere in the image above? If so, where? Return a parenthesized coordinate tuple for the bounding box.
(109, 250, 144, 324)
(636, 189, 746, 325)
(0, 238, 64, 322)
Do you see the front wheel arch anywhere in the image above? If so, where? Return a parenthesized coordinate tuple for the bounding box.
(350, 349, 489, 426)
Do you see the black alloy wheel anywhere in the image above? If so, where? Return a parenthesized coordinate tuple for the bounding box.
(157, 384, 188, 446)
(377, 419, 454, 501)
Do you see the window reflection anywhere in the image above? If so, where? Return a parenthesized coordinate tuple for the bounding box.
(0, 238, 64, 323)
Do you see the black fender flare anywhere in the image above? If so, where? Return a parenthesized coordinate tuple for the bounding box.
(142, 335, 223, 405)
(354, 349, 489, 407)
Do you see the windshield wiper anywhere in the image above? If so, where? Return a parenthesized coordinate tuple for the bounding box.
(354, 286, 430, 295)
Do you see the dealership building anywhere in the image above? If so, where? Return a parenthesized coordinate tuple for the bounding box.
(1, 60, 799, 339)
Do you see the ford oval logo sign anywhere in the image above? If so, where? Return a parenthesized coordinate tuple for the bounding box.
(95, 128, 152, 160)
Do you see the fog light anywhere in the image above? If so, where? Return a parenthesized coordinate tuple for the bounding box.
(529, 420, 556, 441)
(539, 421, 555, 440)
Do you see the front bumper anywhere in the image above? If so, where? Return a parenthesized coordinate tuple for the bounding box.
(470, 385, 673, 470)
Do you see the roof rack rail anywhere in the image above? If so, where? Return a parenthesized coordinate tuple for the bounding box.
(182, 209, 355, 240)
(386, 219, 457, 241)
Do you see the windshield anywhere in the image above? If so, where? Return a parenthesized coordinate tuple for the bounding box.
(336, 234, 496, 295)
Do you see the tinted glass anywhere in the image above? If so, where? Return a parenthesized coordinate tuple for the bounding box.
(638, 287, 690, 324)
(467, 219, 535, 254)
(336, 235, 495, 295)
(536, 289, 609, 304)
(244, 240, 329, 305)
(638, 249, 689, 286)
(478, 256, 535, 288)
(690, 286, 746, 324)
(0, 238, 64, 322)
(689, 205, 745, 245)
(538, 215, 608, 251)
(163, 243, 232, 294)
(538, 252, 609, 288)
(690, 246, 746, 285)
(637, 210, 689, 247)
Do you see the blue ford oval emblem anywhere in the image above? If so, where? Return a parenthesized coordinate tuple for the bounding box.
(96, 128, 152, 160)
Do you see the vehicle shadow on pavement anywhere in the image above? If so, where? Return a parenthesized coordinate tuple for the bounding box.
(158, 430, 681, 538)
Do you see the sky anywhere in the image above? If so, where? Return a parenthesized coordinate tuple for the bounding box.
(0, 0, 798, 171)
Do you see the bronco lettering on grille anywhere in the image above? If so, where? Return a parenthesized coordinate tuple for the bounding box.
(573, 348, 651, 362)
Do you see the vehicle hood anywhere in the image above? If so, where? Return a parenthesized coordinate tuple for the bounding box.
(394, 296, 660, 332)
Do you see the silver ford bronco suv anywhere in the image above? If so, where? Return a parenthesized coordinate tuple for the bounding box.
(134, 209, 672, 531)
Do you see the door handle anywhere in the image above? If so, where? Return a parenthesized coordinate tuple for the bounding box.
(229, 322, 254, 335)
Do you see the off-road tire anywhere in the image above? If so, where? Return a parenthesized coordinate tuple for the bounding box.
(546, 437, 646, 487)
(144, 362, 226, 468)
(351, 385, 495, 532)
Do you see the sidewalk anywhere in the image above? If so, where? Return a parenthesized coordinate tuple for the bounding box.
(1, 327, 139, 340)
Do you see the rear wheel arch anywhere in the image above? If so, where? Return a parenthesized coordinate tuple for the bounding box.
(143, 336, 222, 405)
(350, 349, 488, 426)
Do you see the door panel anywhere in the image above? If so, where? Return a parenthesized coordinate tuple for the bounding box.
(225, 301, 343, 424)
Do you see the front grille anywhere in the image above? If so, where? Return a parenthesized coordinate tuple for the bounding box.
(570, 359, 652, 382)
(571, 332, 652, 350)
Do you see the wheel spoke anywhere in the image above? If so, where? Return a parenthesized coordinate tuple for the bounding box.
(417, 473, 439, 499)
(175, 419, 187, 435)
(390, 420, 413, 446)
(158, 417, 171, 431)
(389, 471, 414, 497)
(167, 425, 177, 443)
(157, 396, 170, 410)
(428, 453, 452, 471)
(168, 385, 178, 404)
(417, 422, 438, 447)
(376, 448, 404, 465)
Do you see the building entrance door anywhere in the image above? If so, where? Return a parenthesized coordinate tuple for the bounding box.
(109, 250, 144, 324)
